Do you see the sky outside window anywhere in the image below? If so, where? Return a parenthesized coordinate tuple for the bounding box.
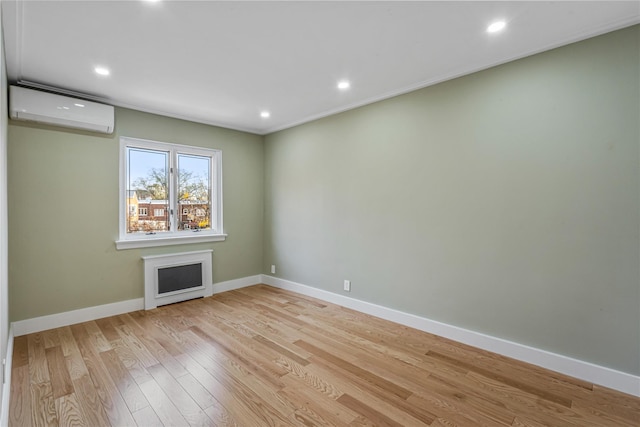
(128, 148, 168, 191)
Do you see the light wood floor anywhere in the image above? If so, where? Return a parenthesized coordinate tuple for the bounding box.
(9, 284, 639, 426)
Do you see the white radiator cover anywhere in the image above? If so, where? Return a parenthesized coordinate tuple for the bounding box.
(142, 250, 213, 309)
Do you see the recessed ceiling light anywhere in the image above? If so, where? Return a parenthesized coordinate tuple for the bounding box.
(260, 111, 270, 118)
(337, 80, 350, 90)
(487, 20, 506, 33)
(74, 103, 85, 108)
(94, 66, 110, 76)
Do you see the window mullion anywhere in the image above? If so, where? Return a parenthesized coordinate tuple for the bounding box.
(169, 150, 177, 233)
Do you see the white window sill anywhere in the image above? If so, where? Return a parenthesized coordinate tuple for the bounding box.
(115, 233, 227, 250)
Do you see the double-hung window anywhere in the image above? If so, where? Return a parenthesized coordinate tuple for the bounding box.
(116, 137, 225, 249)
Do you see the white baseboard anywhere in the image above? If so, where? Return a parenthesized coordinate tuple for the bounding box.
(0, 325, 14, 427)
(261, 274, 640, 397)
(10, 275, 264, 337)
(8, 274, 639, 397)
(12, 298, 145, 337)
(211, 275, 262, 294)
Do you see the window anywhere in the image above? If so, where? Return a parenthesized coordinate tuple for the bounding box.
(117, 137, 225, 250)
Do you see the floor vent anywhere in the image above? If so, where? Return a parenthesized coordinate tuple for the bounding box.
(142, 250, 213, 309)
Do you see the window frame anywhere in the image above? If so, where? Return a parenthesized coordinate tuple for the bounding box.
(116, 136, 226, 250)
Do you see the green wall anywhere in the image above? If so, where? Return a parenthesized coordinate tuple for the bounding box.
(8, 108, 264, 321)
(263, 26, 640, 375)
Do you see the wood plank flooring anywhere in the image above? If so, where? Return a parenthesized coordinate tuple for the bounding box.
(9, 284, 640, 426)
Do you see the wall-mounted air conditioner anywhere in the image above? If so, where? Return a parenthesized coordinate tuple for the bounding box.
(9, 85, 115, 134)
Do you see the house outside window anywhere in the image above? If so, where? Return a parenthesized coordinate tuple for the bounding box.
(117, 137, 225, 249)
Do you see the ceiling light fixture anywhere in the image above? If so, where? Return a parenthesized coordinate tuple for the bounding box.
(487, 20, 506, 33)
(94, 66, 110, 76)
(260, 111, 270, 118)
(337, 80, 350, 90)
(74, 103, 85, 108)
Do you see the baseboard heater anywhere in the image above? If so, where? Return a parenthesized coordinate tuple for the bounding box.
(142, 250, 213, 309)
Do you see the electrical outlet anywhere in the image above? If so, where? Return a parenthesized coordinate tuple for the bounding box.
(343, 280, 351, 292)
(271, 265, 276, 274)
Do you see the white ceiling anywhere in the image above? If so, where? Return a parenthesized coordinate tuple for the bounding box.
(2, 1, 639, 135)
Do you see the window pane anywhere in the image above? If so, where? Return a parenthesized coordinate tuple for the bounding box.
(126, 148, 170, 234)
(177, 153, 211, 231)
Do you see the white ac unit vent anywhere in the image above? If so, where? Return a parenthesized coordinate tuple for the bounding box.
(9, 85, 115, 134)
